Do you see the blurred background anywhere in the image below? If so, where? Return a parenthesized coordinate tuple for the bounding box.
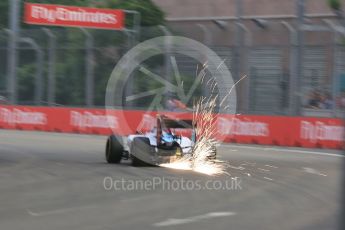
(1, 2, 345, 230)
(1, 0, 345, 117)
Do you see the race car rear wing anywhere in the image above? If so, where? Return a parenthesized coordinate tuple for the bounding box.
(156, 115, 196, 144)
(162, 119, 194, 129)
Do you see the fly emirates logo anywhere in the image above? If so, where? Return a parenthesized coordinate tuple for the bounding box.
(218, 117, 269, 137)
(0, 108, 47, 125)
(300, 121, 343, 142)
(70, 111, 118, 129)
(30, 5, 118, 24)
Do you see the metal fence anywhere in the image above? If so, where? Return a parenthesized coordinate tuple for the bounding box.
(0, 19, 345, 117)
(168, 20, 345, 117)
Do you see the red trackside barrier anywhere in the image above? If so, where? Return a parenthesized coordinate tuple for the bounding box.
(0, 105, 343, 149)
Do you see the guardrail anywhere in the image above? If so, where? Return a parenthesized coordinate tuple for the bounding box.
(0, 105, 343, 149)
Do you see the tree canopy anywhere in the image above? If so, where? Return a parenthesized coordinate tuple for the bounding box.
(0, 0, 167, 106)
(328, 0, 342, 11)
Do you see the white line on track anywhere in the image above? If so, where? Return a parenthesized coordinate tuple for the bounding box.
(242, 172, 251, 177)
(225, 145, 344, 158)
(265, 164, 278, 169)
(263, 177, 274, 181)
(228, 165, 245, 170)
(27, 195, 157, 217)
(27, 208, 76, 217)
(265, 148, 344, 158)
(302, 167, 327, 177)
(258, 168, 270, 172)
(153, 212, 236, 227)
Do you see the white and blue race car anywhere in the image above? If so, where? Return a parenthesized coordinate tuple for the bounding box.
(105, 114, 216, 166)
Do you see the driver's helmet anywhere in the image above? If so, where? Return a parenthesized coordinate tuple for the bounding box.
(162, 131, 174, 144)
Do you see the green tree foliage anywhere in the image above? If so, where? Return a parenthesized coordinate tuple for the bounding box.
(104, 0, 165, 26)
(1, 0, 166, 106)
(328, 0, 342, 10)
(0, 1, 9, 28)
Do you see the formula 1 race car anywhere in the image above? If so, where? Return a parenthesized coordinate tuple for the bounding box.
(105, 114, 217, 166)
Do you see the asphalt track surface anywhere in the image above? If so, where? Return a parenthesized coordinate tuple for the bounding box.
(0, 130, 343, 230)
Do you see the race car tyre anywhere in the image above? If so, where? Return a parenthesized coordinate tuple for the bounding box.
(105, 135, 124, 164)
(132, 156, 148, 167)
(131, 137, 151, 167)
